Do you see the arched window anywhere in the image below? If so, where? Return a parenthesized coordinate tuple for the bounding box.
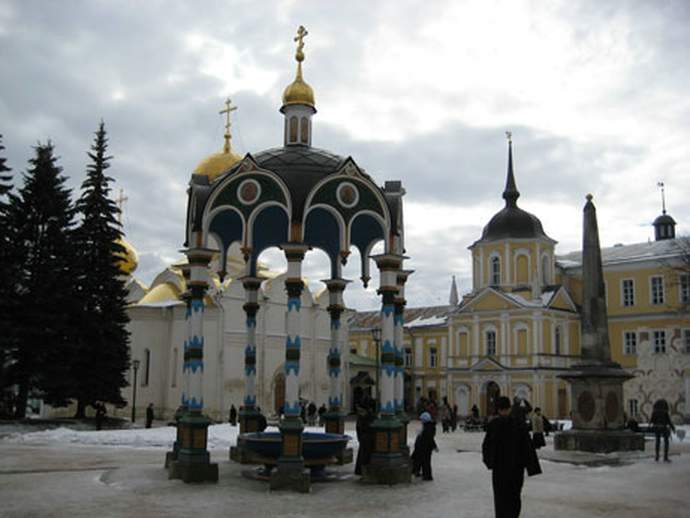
(486, 330, 497, 356)
(289, 116, 298, 142)
(300, 116, 309, 143)
(554, 326, 561, 356)
(542, 255, 550, 285)
(490, 256, 501, 285)
(516, 254, 529, 284)
(143, 348, 151, 387)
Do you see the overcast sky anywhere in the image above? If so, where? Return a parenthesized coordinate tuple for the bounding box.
(1, 0, 688, 310)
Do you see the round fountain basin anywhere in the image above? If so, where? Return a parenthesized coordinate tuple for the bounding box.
(242, 432, 350, 462)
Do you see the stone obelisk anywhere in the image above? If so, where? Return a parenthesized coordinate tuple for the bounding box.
(554, 195, 645, 453)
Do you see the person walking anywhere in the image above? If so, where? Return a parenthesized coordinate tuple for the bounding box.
(482, 396, 542, 518)
(411, 412, 439, 480)
(94, 402, 106, 431)
(354, 395, 376, 476)
(307, 401, 317, 426)
(530, 408, 546, 449)
(650, 399, 675, 462)
(229, 404, 237, 426)
(145, 403, 154, 429)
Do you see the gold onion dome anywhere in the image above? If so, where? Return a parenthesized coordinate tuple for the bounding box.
(282, 26, 315, 109)
(194, 98, 242, 182)
(114, 236, 138, 275)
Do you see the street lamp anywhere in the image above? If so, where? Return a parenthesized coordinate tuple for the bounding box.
(131, 359, 140, 423)
(370, 327, 382, 413)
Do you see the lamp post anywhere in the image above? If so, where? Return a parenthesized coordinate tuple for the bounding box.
(131, 359, 140, 423)
(370, 327, 382, 413)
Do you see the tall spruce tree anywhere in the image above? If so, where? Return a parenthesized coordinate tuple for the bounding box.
(0, 136, 16, 401)
(71, 122, 130, 418)
(11, 142, 77, 417)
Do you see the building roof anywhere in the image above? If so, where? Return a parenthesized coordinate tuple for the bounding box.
(348, 305, 455, 331)
(556, 237, 687, 269)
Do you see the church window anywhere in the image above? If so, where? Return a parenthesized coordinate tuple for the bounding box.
(650, 276, 665, 305)
(490, 256, 501, 285)
(405, 348, 412, 367)
(554, 326, 561, 355)
(628, 399, 639, 418)
(622, 279, 635, 307)
(143, 348, 151, 386)
(623, 331, 637, 355)
(653, 330, 666, 354)
(541, 255, 550, 285)
(458, 332, 468, 357)
(516, 254, 529, 285)
(429, 347, 437, 368)
(171, 348, 178, 388)
(517, 328, 528, 356)
(300, 116, 309, 143)
(680, 274, 690, 304)
(289, 116, 298, 142)
(486, 330, 496, 356)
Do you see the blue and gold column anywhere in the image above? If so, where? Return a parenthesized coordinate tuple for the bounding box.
(239, 277, 262, 432)
(363, 254, 410, 485)
(323, 278, 347, 435)
(270, 244, 310, 492)
(169, 247, 218, 483)
(394, 269, 412, 456)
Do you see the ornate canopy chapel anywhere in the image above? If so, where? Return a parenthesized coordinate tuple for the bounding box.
(169, 27, 411, 486)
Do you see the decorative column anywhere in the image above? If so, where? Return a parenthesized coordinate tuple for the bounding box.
(239, 277, 262, 432)
(270, 244, 310, 492)
(363, 254, 410, 485)
(169, 247, 218, 483)
(165, 288, 191, 469)
(323, 278, 347, 435)
(394, 270, 412, 456)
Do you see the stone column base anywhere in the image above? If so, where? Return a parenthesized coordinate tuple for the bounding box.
(168, 458, 219, 483)
(239, 406, 262, 434)
(362, 454, 411, 485)
(269, 459, 311, 492)
(554, 429, 645, 453)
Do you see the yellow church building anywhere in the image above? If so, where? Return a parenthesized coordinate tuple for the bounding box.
(350, 137, 689, 423)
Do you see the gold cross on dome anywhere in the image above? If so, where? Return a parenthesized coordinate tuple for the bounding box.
(294, 25, 308, 62)
(115, 188, 128, 224)
(219, 97, 237, 135)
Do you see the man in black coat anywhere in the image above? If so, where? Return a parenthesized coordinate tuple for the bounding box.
(354, 395, 376, 476)
(145, 403, 154, 429)
(482, 396, 541, 518)
(650, 399, 675, 462)
(411, 412, 439, 480)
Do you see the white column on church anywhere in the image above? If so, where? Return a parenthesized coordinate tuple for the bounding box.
(374, 255, 401, 417)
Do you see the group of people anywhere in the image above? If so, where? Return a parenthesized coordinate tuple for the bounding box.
(416, 396, 460, 433)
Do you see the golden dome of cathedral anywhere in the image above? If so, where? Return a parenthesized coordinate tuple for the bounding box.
(114, 236, 138, 275)
(194, 98, 242, 183)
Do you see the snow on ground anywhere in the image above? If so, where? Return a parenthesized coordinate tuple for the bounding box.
(0, 423, 356, 449)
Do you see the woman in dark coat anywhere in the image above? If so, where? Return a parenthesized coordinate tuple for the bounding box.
(354, 395, 376, 476)
(411, 412, 438, 481)
(650, 399, 675, 462)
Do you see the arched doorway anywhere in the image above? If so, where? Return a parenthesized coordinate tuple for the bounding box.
(455, 385, 470, 417)
(274, 373, 285, 415)
(485, 381, 500, 416)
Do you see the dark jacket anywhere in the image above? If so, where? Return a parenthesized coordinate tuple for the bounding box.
(482, 415, 541, 476)
(413, 422, 438, 456)
(650, 409, 675, 432)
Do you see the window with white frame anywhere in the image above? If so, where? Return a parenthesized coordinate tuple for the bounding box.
(486, 330, 497, 356)
(623, 331, 637, 355)
(653, 330, 666, 354)
(622, 279, 635, 307)
(681, 274, 690, 304)
(684, 329, 690, 354)
(490, 256, 501, 285)
(429, 347, 437, 368)
(628, 399, 639, 418)
(651, 276, 665, 305)
(404, 348, 412, 367)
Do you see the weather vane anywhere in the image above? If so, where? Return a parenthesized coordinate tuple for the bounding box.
(505, 130, 512, 144)
(657, 181, 666, 214)
(219, 97, 237, 153)
(294, 25, 308, 63)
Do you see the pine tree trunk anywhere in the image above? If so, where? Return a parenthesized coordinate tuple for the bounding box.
(74, 399, 86, 419)
(14, 380, 28, 419)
